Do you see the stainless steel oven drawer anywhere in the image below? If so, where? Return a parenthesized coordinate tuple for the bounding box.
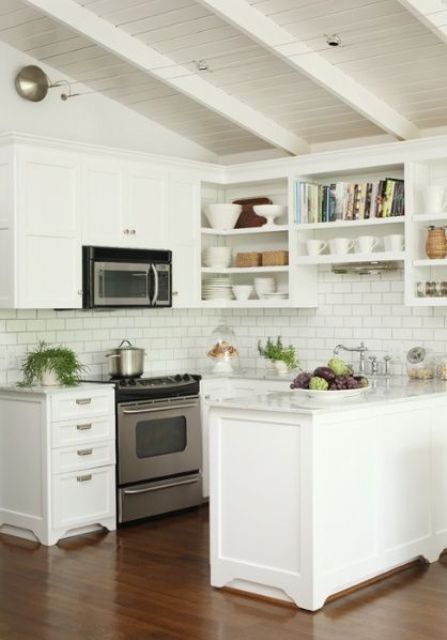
(118, 472, 202, 523)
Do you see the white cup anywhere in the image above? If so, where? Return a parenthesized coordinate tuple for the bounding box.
(384, 234, 404, 252)
(306, 239, 328, 256)
(354, 236, 380, 253)
(422, 185, 446, 214)
(329, 238, 355, 255)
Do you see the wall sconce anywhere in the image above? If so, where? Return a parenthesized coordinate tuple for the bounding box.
(14, 65, 79, 102)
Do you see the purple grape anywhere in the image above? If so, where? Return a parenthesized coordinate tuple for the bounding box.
(290, 371, 312, 389)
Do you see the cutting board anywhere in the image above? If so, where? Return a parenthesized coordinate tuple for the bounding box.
(233, 196, 272, 228)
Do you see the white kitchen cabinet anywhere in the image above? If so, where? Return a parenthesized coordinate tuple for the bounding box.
(81, 158, 126, 247)
(168, 175, 201, 307)
(0, 143, 82, 309)
(82, 159, 168, 249)
(200, 376, 292, 498)
(0, 385, 116, 546)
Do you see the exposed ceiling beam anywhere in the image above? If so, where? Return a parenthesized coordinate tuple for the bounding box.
(23, 0, 308, 156)
(397, 0, 447, 44)
(197, 0, 420, 141)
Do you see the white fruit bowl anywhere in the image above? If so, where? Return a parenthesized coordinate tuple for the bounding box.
(294, 387, 368, 402)
(205, 204, 241, 230)
(253, 204, 286, 226)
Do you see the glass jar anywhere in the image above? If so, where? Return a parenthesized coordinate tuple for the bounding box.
(406, 346, 434, 380)
(207, 321, 240, 373)
(435, 355, 447, 380)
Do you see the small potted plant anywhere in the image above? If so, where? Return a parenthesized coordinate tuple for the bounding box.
(20, 341, 86, 387)
(257, 336, 299, 375)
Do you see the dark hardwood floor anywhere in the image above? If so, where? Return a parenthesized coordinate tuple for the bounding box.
(1, 506, 447, 640)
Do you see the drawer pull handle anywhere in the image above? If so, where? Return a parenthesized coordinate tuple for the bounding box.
(76, 423, 92, 431)
(77, 448, 93, 457)
(77, 474, 92, 482)
(76, 398, 92, 406)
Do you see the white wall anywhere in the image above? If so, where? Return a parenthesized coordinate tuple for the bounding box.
(1, 266, 446, 384)
(0, 40, 217, 163)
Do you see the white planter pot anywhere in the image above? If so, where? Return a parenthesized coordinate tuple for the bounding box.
(39, 369, 60, 386)
(272, 360, 289, 376)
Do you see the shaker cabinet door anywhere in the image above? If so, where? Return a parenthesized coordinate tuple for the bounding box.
(81, 159, 126, 247)
(126, 165, 167, 248)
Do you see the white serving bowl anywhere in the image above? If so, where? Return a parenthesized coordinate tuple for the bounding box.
(205, 204, 241, 230)
(253, 204, 286, 226)
(232, 285, 253, 301)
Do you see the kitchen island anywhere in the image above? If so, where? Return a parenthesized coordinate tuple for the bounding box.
(208, 378, 447, 611)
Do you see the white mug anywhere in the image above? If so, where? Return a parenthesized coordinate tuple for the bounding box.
(306, 239, 327, 256)
(384, 234, 404, 252)
(354, 236, 380, 253)
(329, 237, 355, 255)
(422, 185, 446, 214)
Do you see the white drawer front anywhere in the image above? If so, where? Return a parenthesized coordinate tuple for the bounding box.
(52, 466, 115, 528)
(51, 441, 115, 474)
(51, 391, 113, 422)
(52, 417, 113, 448)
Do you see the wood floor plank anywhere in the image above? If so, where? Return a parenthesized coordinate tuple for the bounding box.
(0, 507, 446, 639)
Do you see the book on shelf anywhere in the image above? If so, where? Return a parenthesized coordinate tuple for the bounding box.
(294, 178, 405, 224)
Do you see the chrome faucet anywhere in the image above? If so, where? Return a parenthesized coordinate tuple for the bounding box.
(333, 341, 368, 375)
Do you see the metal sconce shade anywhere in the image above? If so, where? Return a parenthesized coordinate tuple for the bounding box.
(15, 65, 50, 102)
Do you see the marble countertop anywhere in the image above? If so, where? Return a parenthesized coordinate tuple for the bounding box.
(201, 367, 298, 382)
(0, 382, 114, 396)
(208, 377, 447, 414)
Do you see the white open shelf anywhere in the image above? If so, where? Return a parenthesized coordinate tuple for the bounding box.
(202, 265, 289, 274)
(200, 299, 294, 308)
(413, 259, 447, 267)
(201, 225, 288, 235)
(413, 213, 447, 222)
(296, 251, 405, 265)
(293, 216, 405, 231)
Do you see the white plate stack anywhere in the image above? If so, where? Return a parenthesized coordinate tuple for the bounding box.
(202, 277, 233, 301)
(202, 246, 232, 268)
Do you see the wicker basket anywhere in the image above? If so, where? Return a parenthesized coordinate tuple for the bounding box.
(234, 252, 262, 267)
(261, 250, 289, 266)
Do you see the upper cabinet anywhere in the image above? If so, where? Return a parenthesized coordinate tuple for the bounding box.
(81, 159, 167, 249)
(0, 144, 82, 309)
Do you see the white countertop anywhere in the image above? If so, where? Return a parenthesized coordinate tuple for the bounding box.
(0, 382, 114, 396)
(201, 367, 297, 382)
(209, 377, 447, 414)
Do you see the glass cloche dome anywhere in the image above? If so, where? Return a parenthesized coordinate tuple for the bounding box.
(207, 321, 240, 373)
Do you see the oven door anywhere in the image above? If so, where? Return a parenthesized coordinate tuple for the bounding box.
(117, 396, 202, 486)
(93, 261, 153, 307)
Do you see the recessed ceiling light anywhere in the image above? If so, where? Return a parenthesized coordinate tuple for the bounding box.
(325, 33, 342, 47)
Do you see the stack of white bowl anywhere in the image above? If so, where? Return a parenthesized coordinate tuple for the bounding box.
(254, 277, 276, 299)
(202, 246, 232, 268)
(202, 276, 233, 301)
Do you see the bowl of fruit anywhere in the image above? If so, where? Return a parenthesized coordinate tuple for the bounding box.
(290, 357, 368, 401)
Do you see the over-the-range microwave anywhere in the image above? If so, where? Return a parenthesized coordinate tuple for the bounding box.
(82, 246, 172, 309)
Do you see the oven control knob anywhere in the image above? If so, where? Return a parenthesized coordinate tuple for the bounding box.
(129, 378, 136, 386)
(174, 374, 182, 382)
(182, 374, 190, 381)
(120, 379, 127, 386)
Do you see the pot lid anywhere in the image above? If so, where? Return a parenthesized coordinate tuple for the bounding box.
(407, 346, 426, 364)
(117, 339, 140, 350)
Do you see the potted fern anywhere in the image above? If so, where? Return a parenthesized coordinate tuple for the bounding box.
(257, 337, 299, 375)
(20, 342, 86, 387)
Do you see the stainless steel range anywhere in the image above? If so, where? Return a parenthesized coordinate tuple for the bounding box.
(86, 374, 202, 524)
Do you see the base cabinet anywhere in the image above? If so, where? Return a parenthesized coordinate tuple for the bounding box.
(200, 376, 293, 498)
(0, 386, 116, 546)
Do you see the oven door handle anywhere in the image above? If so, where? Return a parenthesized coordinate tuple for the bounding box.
(122, 477, 199, 495)
(151, 264, 159, 306)
(122, 403, 198, 415)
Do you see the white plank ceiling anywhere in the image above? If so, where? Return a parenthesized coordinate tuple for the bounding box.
(2, 0, 447, 155)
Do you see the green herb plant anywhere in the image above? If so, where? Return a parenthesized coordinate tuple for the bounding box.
(257, 336, 299, 371)
(20, 341, 86, 387)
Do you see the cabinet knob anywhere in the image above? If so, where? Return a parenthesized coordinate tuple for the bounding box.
(173, 291, 179, 296)
(123, 229, 130, 235)
(130, 229, 136, 235)
(77, 289, 83, 296)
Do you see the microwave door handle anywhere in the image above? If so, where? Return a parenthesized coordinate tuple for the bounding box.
(151, 264, 159, 305)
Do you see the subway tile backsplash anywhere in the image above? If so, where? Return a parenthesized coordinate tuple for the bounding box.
(0, 267, 445, 383)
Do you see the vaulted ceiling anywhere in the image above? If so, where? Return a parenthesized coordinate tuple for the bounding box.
(3, 0, 447, 157)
